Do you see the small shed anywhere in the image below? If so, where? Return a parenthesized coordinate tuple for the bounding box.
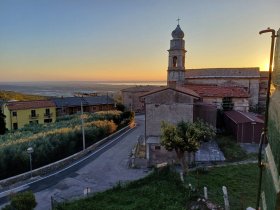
(224, 111, 264, 143)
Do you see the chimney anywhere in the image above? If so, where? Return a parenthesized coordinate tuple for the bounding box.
(168, 81, 177, 89)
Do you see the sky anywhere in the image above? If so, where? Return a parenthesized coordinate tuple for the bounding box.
(0, 0, 280, 82)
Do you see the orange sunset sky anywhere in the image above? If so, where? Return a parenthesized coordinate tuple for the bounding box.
(0, 0, 279, 82)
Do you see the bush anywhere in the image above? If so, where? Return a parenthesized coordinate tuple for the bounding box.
(3, 191, 37, 210)
(0, 111, 132, 179)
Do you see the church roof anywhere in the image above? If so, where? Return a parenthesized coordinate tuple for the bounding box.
(185, 67, 260, 78)
(184, 85, 249, 98)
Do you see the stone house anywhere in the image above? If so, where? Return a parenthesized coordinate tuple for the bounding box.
(121, 86, 160, 113)
(184, 84, 250, 112)
(140, 85, 201, 165)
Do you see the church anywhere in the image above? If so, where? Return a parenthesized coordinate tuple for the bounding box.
(122, 23, 268, 113)
(124, 23, 268, 165)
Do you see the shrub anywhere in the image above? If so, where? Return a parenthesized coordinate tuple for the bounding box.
(0, 111, 131, 179)
(9, 191, 37, 210)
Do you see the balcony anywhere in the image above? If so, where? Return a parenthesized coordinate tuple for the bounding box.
(44, 113, 53, 118)
(29, 114, 39, 119)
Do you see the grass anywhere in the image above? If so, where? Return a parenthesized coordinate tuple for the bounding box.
(55, 164, 258, 210)
(185, 163, 258, 209)
(55, 167, 187, 210)
(0, 90, 47, 101)
(216, 135, 248, 161)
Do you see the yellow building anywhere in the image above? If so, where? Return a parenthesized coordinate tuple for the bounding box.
(2, 100, 56, 130)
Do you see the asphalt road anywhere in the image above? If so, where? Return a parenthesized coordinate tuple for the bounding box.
(0, 115, 149, 210)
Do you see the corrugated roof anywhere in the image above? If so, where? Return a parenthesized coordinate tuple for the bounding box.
(224, 111, 264, 124)
(121, 85, 160, 92)
(184, 85, 249, 98)
(185, 67, 260, 78)
(140, 86, 200, 98)
(52, 96, 114, 108)
(7, 100, 56, 111)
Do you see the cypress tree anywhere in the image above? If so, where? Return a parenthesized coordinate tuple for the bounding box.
(0, 110, 6, 135)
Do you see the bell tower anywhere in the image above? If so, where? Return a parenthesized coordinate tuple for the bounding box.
(167, 21, 186, 85)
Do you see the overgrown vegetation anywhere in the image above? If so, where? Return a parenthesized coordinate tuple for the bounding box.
(186, 163, 258, 209)
(216, 135, 248, 161)
(3, 191, 37, 210)
(54, 164, 257, 210)
(0, 90, 47, 101)
(55, 167, 187, 210)
(0, 111, 134, 179)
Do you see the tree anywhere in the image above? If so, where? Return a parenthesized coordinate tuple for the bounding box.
(0, 110, 6, 135)
(160, 120, 215, 174)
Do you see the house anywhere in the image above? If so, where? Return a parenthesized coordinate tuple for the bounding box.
(184, 84, 250, 112)
(121, 86, 159, 112)
(52, 96, 115, 116)
(2, 100, 56, 130)
(140, 85, 201, 165)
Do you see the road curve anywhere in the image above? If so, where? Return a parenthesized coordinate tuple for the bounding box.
(1, 115, 149, 210)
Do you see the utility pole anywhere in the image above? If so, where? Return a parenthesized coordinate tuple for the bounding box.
(81, 101, 85, 150)
(256, 27, 278, 210)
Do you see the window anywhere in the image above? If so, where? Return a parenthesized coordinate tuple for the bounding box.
(31, 110, 36, 117)
(173, 56, 177, 67)
(13, 123, 18, 130)
(155, 145, 161, 150)
(44, 119, 52, 123)
(29, 120, 39, 124)
(12, 111, 17, 117)
(45, 108, 50, 115)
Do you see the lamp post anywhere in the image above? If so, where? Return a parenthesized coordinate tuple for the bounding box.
(27, 147, 34, 178)
(81, 101, 86, 150)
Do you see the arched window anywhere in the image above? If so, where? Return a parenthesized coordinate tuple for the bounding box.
(173, 56, 177, 67)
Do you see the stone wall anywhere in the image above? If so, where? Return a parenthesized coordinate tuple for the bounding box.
(146, 103, 193, 136)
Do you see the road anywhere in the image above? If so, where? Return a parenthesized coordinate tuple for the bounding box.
(1, 115, 148, 210)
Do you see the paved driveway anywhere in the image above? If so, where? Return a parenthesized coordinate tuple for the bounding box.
(12, 115, 148, 210)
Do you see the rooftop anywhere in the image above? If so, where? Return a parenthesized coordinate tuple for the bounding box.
(184, 85, 249, 98)
(52, 96, 114, 108)
(121, 85, 160, 92)
(140, 86, 200, 98)
(6, 100, 56, 111)
(185, 67, 260, 78)
(224, 110, 264, 124)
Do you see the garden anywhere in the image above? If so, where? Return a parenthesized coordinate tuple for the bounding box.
(0, 110, 134, 179)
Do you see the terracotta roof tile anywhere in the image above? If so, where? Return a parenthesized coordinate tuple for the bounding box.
(7, 100, 56, 111)
(183, 85, 249, 98)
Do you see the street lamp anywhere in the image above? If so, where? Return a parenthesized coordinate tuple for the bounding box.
(27, 147, 34, 178)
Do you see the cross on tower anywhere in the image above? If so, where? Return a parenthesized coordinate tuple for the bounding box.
(177, 17, 180, 25)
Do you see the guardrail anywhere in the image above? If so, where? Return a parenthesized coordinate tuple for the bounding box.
(0, 122, 136, 188)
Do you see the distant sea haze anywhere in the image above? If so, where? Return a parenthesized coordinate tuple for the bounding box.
(0, 81, 166, 97)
